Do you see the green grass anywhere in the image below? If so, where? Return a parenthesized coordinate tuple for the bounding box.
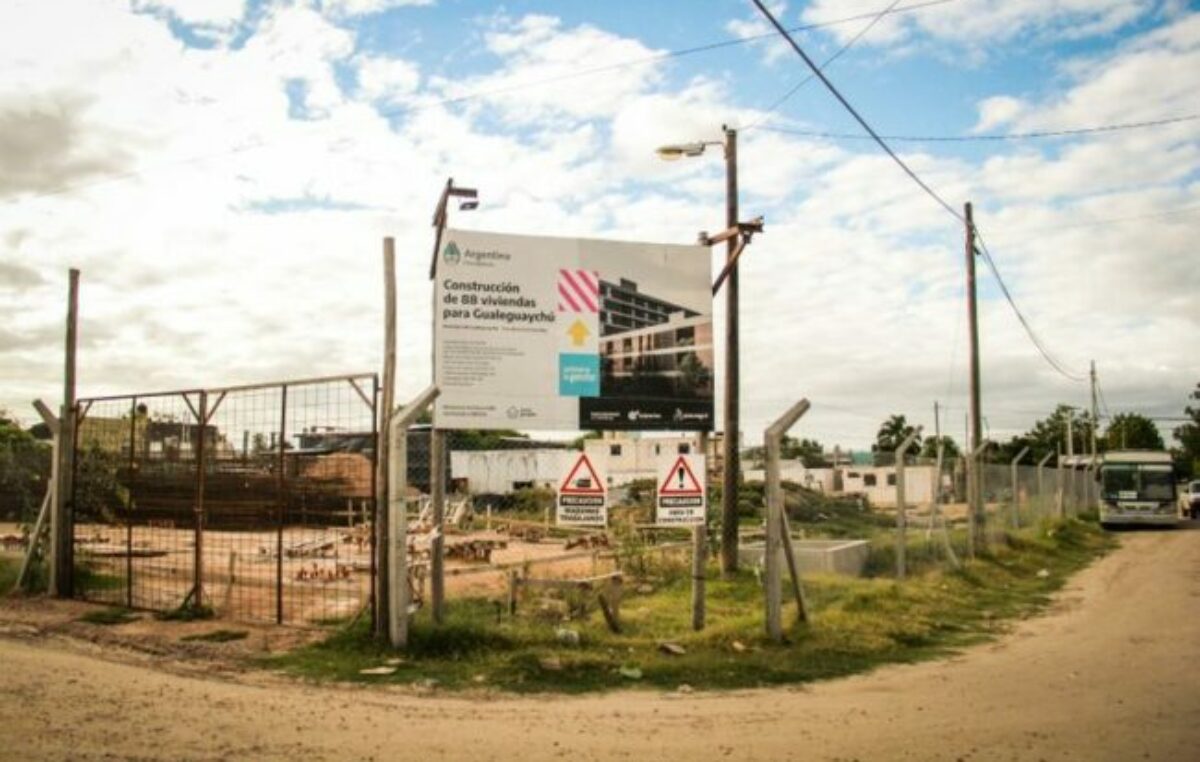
(78, 606, 139, 626)
(181, 629, 249, 643)
(268, 517, 1113, 693)
(0, 555, 19, 593)
(155, 603, 215, 622)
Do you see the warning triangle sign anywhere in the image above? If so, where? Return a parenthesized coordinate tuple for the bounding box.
(560, 453, 605, 495)
(659, 455, 704, 495)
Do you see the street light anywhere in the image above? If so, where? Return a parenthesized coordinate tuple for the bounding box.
(656, 125, 743, 575)
(428, 177, 480, 279)
(427, 176, 479, 626)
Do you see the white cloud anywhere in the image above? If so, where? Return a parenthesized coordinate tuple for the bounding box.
(355, 54, 420, 105)
(323, 0, 434, 17)
(429, 15, 669, 125)
(725, 1, 793, 65)
(802, 0, 1156, 50)
(972, 95, 1025, 133)
(137, 0, 245, 28)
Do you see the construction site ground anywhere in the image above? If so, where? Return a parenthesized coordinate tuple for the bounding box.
(1, 522, 1197, 761)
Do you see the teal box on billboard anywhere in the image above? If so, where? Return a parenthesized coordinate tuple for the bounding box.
(559, 353, 600, 397)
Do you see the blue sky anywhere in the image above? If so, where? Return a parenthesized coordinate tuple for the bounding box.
(1, 0, 1197, 449)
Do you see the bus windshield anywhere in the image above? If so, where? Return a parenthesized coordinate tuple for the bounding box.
(1102, 464, 1175, 502)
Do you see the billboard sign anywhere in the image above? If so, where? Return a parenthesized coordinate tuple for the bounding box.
(434, 229, 713, 431)
(556, 452, 608, 527)
(656, 454, 706, 526)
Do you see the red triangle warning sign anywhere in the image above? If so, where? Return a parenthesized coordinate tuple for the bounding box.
(660, 456, 703, 495)
(560, 453, 605, 495)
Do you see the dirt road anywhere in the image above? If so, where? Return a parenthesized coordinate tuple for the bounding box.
(2, 527, 1198, 761)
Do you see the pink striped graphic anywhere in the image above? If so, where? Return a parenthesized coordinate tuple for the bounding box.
(557, 269, 599, 313)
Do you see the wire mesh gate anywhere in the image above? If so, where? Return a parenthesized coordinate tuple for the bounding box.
(70, 374, 378, 625)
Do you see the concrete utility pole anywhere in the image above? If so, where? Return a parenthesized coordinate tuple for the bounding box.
(52, 268, 79, 598)
(721, 125, 741, 577)
(375, 239, 396, 638)
(894, 427, 923, 580)
(964, 202, 984, 555)
(1089, 361, 1099, 457)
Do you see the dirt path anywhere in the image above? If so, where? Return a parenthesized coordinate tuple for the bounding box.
(2, 527, 1198, 761)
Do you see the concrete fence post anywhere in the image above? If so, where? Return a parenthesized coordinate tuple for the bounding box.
(764, 398, 810, 643)
(388, 385, 440, 649)
(893, 428, 922, 580)
(1009, 446, 1030, 530)
(1036, 451, 1054, 521)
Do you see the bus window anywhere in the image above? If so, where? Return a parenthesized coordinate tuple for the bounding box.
(1141, 469, 1175, 502)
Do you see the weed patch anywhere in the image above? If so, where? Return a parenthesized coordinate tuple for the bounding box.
(79, 607, 138, 626)
(268, 517, 1111, 694)
(181, 629, 249, 643)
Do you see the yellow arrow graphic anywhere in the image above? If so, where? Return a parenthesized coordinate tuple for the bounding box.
(567, 319, 591, 347)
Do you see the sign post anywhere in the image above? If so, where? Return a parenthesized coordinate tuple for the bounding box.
(656, 454, 706, 527)
(656, 451, 708, 629)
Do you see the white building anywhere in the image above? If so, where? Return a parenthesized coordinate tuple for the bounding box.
(450, 449, 573, 494)
(584, 432, 708, 487)
(743, 459, 943, 508)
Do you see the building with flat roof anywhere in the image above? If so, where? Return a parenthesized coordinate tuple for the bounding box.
(598, 278, 699, 335)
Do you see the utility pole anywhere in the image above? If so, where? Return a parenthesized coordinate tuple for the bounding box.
(719, 125, 741, 576)
(1089, 360, 1099, 457)
(375, 239, 396, 638)
(1065, 411, 1075, 514)
(52, 269, 79, 598)
(964, 202, 984, 555)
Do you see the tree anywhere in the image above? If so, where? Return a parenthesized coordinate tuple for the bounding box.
(1172, 381, 1200, 478)
(781, 436, 825, 467)
(995, 435, 1037, 464)
(873, 414, 921, 456)
(1023, 404, 1097, 462)
(1105, 413, 1164, 451)
(920, 435, 961, 460)
(0, 410, 53, 522)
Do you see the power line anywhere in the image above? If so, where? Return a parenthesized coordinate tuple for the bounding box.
(972, 231, 1089, 382)
(751, 0, 1092, 385)
(743, 0, 906, 132)
(749, 0, 963, 222)
(757, 113, 1200, 142)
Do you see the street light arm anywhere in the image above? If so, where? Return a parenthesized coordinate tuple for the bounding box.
(428, 178, 480, 280)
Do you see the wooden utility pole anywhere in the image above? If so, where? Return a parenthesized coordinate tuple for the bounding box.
(964, 202, 984, 557)
(430, 430, 446, 624)
(720, 125, 741, 577)
(691, 433, 708, 631)
(1065, 412, 1075, 515)
(375, 239, 396, 638)
(51, 268, 79, 598)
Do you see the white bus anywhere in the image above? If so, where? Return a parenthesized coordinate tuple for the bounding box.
(1097, 450, 1179, 528)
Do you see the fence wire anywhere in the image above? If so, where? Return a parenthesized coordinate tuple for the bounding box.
(71, 375, 377, 625)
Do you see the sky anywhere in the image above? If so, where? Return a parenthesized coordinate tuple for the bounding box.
(1, 0, 1198, 451)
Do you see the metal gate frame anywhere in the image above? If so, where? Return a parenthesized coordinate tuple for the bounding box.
(70, 373, 378, 626)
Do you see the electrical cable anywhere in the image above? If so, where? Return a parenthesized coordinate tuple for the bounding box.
(751, 0, 1090, 384)
(757, 114, 1200, 142)
(742, 0, 905, 133)
(972, 231, 1089, 382)
(749, 0, 963, 222)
